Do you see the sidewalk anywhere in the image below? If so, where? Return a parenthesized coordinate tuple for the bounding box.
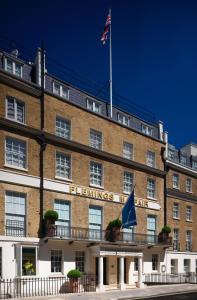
(23, 284, 197, 300)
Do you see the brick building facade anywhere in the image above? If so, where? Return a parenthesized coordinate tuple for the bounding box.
(0, 48, 196, 290)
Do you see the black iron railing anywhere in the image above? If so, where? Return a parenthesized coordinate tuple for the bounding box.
(46, 225, 172, 246)
(144, 273, 197, 285)
(6, 220, 25, 237)
(0, 274, 96, 299)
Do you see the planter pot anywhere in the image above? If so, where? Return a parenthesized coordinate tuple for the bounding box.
(69, 278, 80, 293)
(105, 227, 121, 242)
(158, 232, 170, 243)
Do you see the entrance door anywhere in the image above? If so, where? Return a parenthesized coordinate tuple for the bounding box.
(95, 257, 108, 285)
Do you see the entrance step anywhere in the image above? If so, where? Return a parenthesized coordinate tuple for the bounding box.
(105, 284, 119, 291)
(126, 284, 137, 289)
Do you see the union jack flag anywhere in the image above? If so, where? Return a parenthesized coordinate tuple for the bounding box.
(101, 12, 111, 45)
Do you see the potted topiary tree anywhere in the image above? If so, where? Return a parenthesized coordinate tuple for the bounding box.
(67, 269, 81, 293)
(44, 210, 58, 236)
(105, 218, 122, 242)
(158, 225, 171, 243)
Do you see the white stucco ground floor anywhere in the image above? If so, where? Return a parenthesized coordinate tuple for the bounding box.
(0, 236, 197, 291)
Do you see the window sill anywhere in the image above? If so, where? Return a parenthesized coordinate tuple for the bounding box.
(49, 273, 64, 277)
(173, 217, 180, 220)
(172, 187, 180, 190)
(186, 219, 193, 223)
(55, 176, 72, 183)
(89, 184, 104, 190)
(6, 117, 25, 125)
(4, 164, 28, 172)
(186, 191, 193, 194)
(147, 197, 157, 201)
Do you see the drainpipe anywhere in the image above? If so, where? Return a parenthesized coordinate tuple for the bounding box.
(163, 131, 168, 226)
(39, 41, 46, 237)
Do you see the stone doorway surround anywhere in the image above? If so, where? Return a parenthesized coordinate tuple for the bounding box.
(91, 247, 144, 291)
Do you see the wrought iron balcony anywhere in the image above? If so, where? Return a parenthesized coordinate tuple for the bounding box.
(45, 225, 172, 246)
(6, 219, 26, 237)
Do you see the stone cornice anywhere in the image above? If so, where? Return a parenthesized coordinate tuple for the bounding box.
(167, 188, 197, 203)
(0, 70, 41, 98)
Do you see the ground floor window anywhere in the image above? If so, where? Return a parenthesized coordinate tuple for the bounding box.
(171, 259, 178, 274)
(152, 254, 158, 271)
(0, 247, 2, 277)
(51, 250, 62, 273)
(22, 247, 36, 276)
(184, 259, 190, 273)
(75, 251, 85, 273)
(134, 257, 138, 271)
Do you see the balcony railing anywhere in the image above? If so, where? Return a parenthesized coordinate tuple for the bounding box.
(45, 225, 172, 246)
(6, 220, 25, 237)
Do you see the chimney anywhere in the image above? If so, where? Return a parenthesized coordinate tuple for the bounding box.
(158, 120, 164, 141)
(164, 131, 168, 159)
(35, 47, 46, 87)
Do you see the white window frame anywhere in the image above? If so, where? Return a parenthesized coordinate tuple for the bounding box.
(53, 81, 69, 100)
(186, 178, 192, 193)
(5, 136, 27, 170)
(75, 251, 85, 273)
(55, 151, 71, 181)
(173, 228, 179, 251)
(146, 151, 155, 167)
(5, 191, 26, 237)
(56, 116, 71, 140)
(173, 203, 180, 219)
(51, 250, 63, 273)
(141, 124, 153, 136)
(172, 174, 179, 189)
(123, 142, 133, 160)
(186, 206, 192, 221)
(117, 113, 130, 126)
(183, 259, 190, 273)
(16, 245, 38, 278)
(147, 178, 156, 199)
(89, 129, 102, 150)
(89, 161, 103, 188)
(186, 230, 192, 251)
(89, 205, 102, 240)
(170, 259, 178, 274)
(6, 97, 25, 124)
(87, 98, 101, 113)
(123, 171, 134, 194)
(4, 57, 22, 77)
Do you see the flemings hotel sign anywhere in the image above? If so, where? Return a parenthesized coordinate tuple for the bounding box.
(69, 184, 161, 211)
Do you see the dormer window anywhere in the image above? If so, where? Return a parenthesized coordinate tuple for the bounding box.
(117, 112, 129, 126)
(4, 58, 22, 77)
(141, 124, 153, 136)
(53, 82, 69, 100)
(87, 98, 101, 113)
(180, 155, 187, 166)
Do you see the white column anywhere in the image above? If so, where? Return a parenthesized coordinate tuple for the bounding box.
(119, 256, 126, 290)
(98, 256, 104, 291)
(136, 255, 144, 288)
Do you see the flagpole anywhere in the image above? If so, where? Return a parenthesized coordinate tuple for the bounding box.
(109, 8, 113, 119)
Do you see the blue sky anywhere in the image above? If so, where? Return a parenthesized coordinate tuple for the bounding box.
(1, 0, 197, 148)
